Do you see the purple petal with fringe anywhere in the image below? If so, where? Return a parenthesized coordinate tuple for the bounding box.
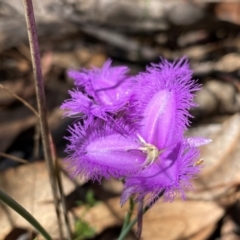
(65, 122, 146, 181)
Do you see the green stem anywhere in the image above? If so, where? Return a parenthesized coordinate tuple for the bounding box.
(120, 197, 134, 234)
(117, 204, 150, 240)
(118, 191, 164, 240)
(0, 189, 52, 240)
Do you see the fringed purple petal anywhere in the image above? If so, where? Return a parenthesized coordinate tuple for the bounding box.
(121, 140, 200, 205)
(65, 122, 145, 181)
(60, 88, 135, 127)
(186, 137, 212, 147)
(68, 69, 94, 95)
(68, 59, 131, 107)
(139, 89, 177, 149)
(60, 89, 92, 119)
(134, 57, 200, 148)
(65, 59, 134, 123)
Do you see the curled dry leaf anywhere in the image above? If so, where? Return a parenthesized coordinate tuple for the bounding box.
(187, 113, 240, 203)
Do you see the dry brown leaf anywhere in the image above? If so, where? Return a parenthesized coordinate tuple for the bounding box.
(187, 113, 240, 202)
(0, 161, 78, 239)
(52, 49, 107, 70)
(190, 223, 216, 240)
(221, 216, 240, 240)
(196, 80, 240, 116)
(215, 53, 240, 72)
(73, 197, 223, 240)
(214, 2, 240, 25)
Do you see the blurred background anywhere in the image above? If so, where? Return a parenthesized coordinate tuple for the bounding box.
(1, 0, 240, 239)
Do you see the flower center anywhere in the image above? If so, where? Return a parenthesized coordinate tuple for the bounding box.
(137, 134, 165, 168)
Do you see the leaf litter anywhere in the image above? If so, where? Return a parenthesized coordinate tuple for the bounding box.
(1, 1, 240, 239)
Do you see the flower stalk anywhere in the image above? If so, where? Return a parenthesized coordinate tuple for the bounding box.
(22, 0, 70, 239)
(120, 197, 135, 235)
(117, 201, 150, 240)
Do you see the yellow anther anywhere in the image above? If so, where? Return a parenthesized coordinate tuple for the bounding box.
(137, 134, 164, 168)
(194, 158, 204, 166)
(126, 134, 165, 168)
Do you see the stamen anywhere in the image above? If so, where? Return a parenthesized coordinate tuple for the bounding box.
(137, 135, 164, 168)
(126, 135, 165, 168)
(194, 158, 204, 166)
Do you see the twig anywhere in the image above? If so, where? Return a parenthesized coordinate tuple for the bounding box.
(22, 0, 63, 238)
(17, 44, 32, 61)
(55, 161, 72, 240)
(0, 152, 28, 164)
(136, 199, 144, 239)
(0, 83, 39, 118)
(33, 123, 40, 159)
(50, 135, 72, 240)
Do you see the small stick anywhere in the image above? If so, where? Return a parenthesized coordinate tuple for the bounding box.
(50, 134, 72, 240)
(0, 84, 39, 118)
(22, 0, 63, 238)
(33, 123, 40, 159)
(0, 152, 28, 164)
(136, 199, 143, 239)
(0, 84, 40, 160)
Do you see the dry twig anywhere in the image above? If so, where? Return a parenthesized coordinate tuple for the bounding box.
(0, 152, 28, 164)
(22, 0, 68, 238)
(0, 83, 39, 117)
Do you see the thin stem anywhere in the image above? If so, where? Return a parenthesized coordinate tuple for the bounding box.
(136, 199, 143, 239)
(50, 135, 72, 240)
(117, 204, 150, 240)
(33, 123, 40, 159)
(117, 192, 164, 240)
(120, 198, 134, 234)
(0, 84, 39, 117)
(0, 152, 28, 164)
(55, 161, 72, 240)
(22, 0, 63, 238)
(0, 189, 52, 240)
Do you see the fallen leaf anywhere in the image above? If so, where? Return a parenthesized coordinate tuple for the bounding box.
(73, 197, 224, 240)
(214, 2, 240, 25)
(215, 53, 240, 72)
(221, 216, 240, 240)
(187, 113, 240, 202)
(0, 161, 78, 239)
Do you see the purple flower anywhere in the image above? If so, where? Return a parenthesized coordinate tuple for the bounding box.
(63, 57, 211, 205)
(65, 120, 144, 181)
(61, 60, 132, 123)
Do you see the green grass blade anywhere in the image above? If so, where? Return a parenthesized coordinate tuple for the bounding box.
(0, 189, 52, 240)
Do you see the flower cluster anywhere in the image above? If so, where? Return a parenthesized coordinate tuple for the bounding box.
(61, 58, 210, 205)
